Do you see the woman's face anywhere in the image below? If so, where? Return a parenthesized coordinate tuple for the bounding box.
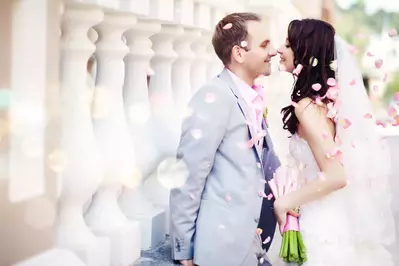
(277, 39, 295, 73)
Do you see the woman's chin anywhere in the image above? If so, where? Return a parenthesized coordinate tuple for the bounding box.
(278, 64, 293, 73)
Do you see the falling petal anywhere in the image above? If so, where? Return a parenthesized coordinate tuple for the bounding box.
(393, 92, 399, 102)
(340, 118, 352, 129)
(204, 92, 216, 103)
(349, 45, 359, 54)
(326, 87, 339, 100)
(182, 107, 193, 119)
(366, 51, 374, 57)
(389, 28, 397, 37)
(364, 113, 373, 119)
(374, 58, 383, 69)
(325, 147, 342, 158)
(225, 194, 232, 201)
(388, 107, 397, 117)
(327, 77, 336, 87)
(293, 64, 303, 76)
(310, 57, 318, 67)
(157, 158, 189, 188)
(382, 73, 388, 82)
(223, 23, 232, 30)
(189, 193, 195, 200)
(258, 191, 267, 198)
(330, 60, 337, 71)
(263, 236, 271, 244)
(373, 85, 379, 92)
(191, 129, 203, 139)
(312, 83, 322, 91)
(349, 79, 356, 86)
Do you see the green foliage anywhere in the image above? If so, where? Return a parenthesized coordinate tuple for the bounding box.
(383, 72, 399, 103)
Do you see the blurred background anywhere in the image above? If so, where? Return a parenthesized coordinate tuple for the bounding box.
(0, 0, 398, 266)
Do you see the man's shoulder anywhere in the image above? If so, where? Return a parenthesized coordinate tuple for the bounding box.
(192, 76, 235, 103)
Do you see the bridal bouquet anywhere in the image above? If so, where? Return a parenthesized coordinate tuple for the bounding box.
(268, 165, 307, 265)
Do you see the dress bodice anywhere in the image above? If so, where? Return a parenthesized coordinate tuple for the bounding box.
(288, 134, 320, 182)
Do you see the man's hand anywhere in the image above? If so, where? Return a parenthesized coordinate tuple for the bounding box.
(180, 259, 195, 266)
(274, 198, 300, 235)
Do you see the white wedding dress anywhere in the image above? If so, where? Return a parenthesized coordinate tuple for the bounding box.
(288, 133, 394, 266)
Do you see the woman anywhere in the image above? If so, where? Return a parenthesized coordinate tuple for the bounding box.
(274, 19, 395, 265)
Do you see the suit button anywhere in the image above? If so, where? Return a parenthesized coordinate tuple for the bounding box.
(257, 162, 261, 168)
(254, 217, 259, 223)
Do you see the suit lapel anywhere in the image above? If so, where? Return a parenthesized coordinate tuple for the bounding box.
(217, 68, 262, 160)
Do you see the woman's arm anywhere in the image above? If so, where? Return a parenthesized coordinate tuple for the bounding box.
(275, 98, 347, 221)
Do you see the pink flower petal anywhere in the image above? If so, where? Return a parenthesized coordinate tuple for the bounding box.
(223, 23, 232, 30)
(366, 51, 374, 57)
(325, 147, 342, 158)
(263, 236, 271, 244)
(204, 92, 216, 103)
(349, 79, 356, 86)
(364, 113, 373, 119)
(389, 28, 397, 37)
(393, 92, 399, 101)
(373, 85, 379, 92)
(326, 87, 339, 100)
(293, 64, 303, 76)
(327, 77, 336, 87)
(388, 107, 397, 117)
(340, 118, 352, 129)
(375, 58, 383, 69)
(312, 83, 322, 91)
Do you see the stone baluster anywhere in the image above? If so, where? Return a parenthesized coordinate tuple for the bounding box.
(118, 18, 167, 250)
(83, 11, 141, 266)
(207, 6, 224, 78)
(57, 4, 110, 266)
(172, 0, 200, 116)
(191, 1, 214, 93)
(138, 0, 184, 235)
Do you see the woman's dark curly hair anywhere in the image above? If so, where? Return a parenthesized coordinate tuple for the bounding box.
(281, 19, 336, 135)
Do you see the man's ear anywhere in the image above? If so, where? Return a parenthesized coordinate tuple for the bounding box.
(231, 45, 244, 64)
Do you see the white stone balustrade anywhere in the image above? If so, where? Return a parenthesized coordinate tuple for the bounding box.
(57, 4, 110, 266)
(48, 1, 304, 265)
(118, 16, 166, 250)
(83, 10, 141, 266)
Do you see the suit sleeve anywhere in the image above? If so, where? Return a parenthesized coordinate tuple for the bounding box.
(169, 84, 233, 260)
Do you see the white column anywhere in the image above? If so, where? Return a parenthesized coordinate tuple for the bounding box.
(83, 11, 141, 266)
(190, 31, 210, 93)
(206, 6, 224, 78)
(118, 20, 167, 250)
(173, 0, 198, 113)
(57, 5, 110, 266)
(147, 24, 184, 157)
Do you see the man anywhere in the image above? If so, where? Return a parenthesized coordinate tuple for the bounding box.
(169, 12, 280, 266)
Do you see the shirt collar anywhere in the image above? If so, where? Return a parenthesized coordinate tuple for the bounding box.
(227, 69, 258, 104)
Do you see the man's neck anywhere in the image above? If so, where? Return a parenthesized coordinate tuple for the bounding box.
(226, 66, 254, 87)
